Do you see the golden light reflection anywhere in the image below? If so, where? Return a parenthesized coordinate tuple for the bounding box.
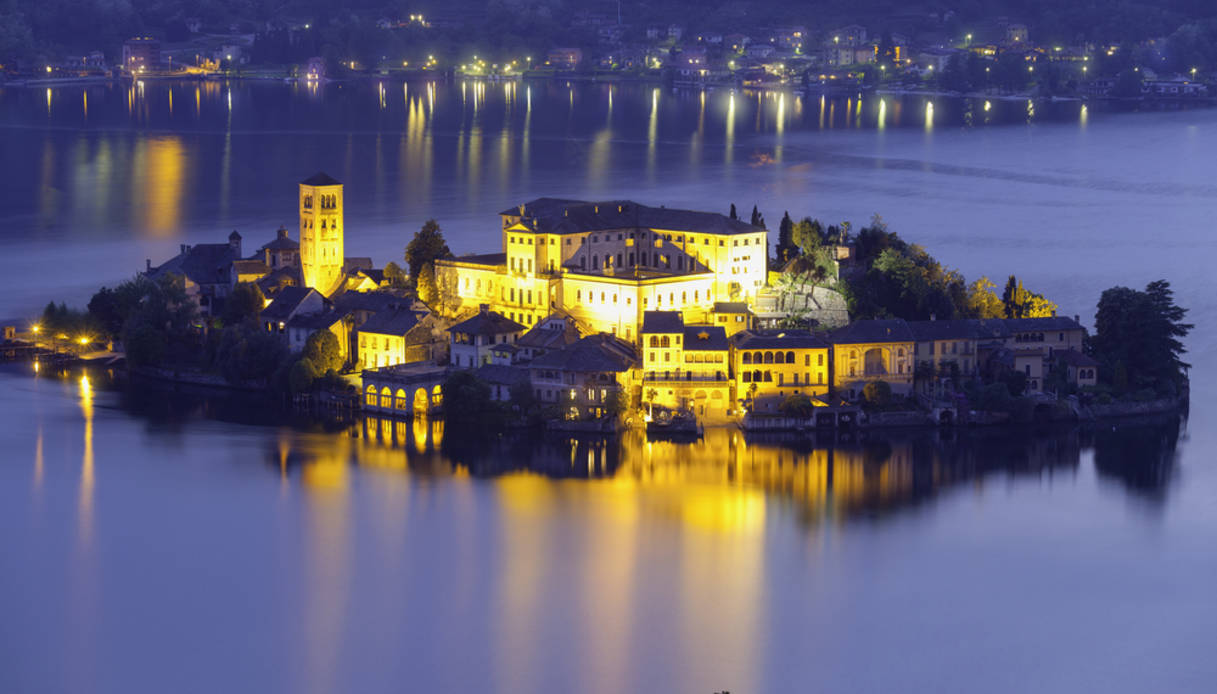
(925, 100, 934, 132)
(878, 98, 887, 131)
(136, 137, 185, 237)
(300, 435, 352, 694)
(1080, 103, 1088, 127)
(82, 90, 87, 119)
(46, 87, 52, 116)
(34, 425, 44, 490)
(78, 374, 94, 546)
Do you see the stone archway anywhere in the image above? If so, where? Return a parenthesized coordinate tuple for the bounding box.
(413, 387, 429, 414)
(864, 348, 888, 376)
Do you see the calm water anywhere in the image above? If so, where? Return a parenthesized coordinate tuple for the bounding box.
(1, 80, 1215, 692)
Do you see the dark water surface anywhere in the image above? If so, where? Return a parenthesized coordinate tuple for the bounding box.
(1, 80, 1215, 693)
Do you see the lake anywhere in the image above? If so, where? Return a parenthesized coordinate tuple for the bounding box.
(0, 80, 1214, 693)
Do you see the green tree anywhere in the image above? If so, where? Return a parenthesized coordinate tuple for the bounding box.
(1091, 280, 1191, 393)
(405, 219, 451, 280)
(416, 263, 439, 305)
(288, 358, 318, 394)
(778, 393, 814, 418)
(383, 261, 407, 288)
(1001, 275, 1058, 319)
(442, 370, 506, 434)
(125, 322, 167, 367)
(304, 329, 344, 374)
(862, 380, 892, 407)
(965, 276, 1006, 319)
(775, 212, 796, 264)
(223, 282, 265, 326)
(750, 205, 765, 229)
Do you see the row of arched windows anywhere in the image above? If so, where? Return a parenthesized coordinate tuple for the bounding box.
(742, 350, 796, 365)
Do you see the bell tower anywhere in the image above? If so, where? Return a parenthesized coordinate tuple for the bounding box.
(299, 172, 344, 296)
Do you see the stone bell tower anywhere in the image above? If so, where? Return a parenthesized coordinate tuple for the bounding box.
(298, 172, 344, 296)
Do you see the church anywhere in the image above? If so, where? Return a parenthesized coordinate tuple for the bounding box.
(145, 172, 384, 317)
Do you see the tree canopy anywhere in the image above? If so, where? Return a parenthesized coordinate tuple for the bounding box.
(1090, 280, 1191, 394)
(404, 219, 451, 281)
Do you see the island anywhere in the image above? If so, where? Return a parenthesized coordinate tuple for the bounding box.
(3, 172, 1191, 438)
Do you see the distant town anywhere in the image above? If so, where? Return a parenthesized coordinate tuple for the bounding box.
(1, 2, 1212, 101)
(6, 172, 1191, 436)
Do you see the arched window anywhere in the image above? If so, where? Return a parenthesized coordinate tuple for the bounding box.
(649, 336, 658, 348)
(786, 351, 795, 364)
(592, 255, 599, 269)
(898, 348, 905, 358)
(365, 385, 377, 407)
(763, 351, 774, 364)
(742, 352, 752, 365)
(661, 336, 670, 348)
(743, 372, 751, 382)
(752, 351, 762, 363)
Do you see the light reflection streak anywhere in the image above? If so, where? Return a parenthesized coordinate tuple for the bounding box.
(646, 87, 659, 178)
(725, 91, 735, 165)
(78, 374, 94, 546)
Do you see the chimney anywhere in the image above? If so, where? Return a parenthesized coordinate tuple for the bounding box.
(1074, 314, 1079, 323)
(146, 258, 151, 272)
(479, 303, 490, 315)
(180, 244, 188, 254)
(277, 225, 288, 239)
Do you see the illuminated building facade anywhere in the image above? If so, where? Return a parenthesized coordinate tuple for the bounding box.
(828, 319, 916, 398)
(435, 199, 769, 340)
(640, 311, 731, 421)
(449, 305, 526, 368)
(298, 172, 345, 296)
(730, 330, 831, 412)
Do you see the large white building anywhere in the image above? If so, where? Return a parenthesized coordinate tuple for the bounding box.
(436, 199, 769, 341)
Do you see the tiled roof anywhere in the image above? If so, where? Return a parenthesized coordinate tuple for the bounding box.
(713, 301, 751, 314)
(829, 319, 915, 344)
(730, 329, 828, 350)
(517, 315, 581, 352)
(358, 307, 420, 337)
(528, 334, 636, 372)
(256, 265, 303, 296)
(300, 171, 341, 186)
(502, 198, 764, 236)
(450, 309, 525, 336)
(148, 243, 237, 287)
(443, 252, 507, 267)
(682, 325, 728, 351)
(641, 311, 684, 333)
(343, 257, 373, 272)
(333, 290, 402, 314)
(260, 286, 320, 321)
(232, 259, 271, 276)
(286, 310, 344, 332)
(475, 364, 530, 386)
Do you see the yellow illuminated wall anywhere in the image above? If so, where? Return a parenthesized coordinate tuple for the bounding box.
(832, 340, 915, 398)
(299, 181, 344, 296)
(734, 344, 829, 412)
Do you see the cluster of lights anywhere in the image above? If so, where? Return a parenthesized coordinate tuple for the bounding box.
(458, 55, 528, 76)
